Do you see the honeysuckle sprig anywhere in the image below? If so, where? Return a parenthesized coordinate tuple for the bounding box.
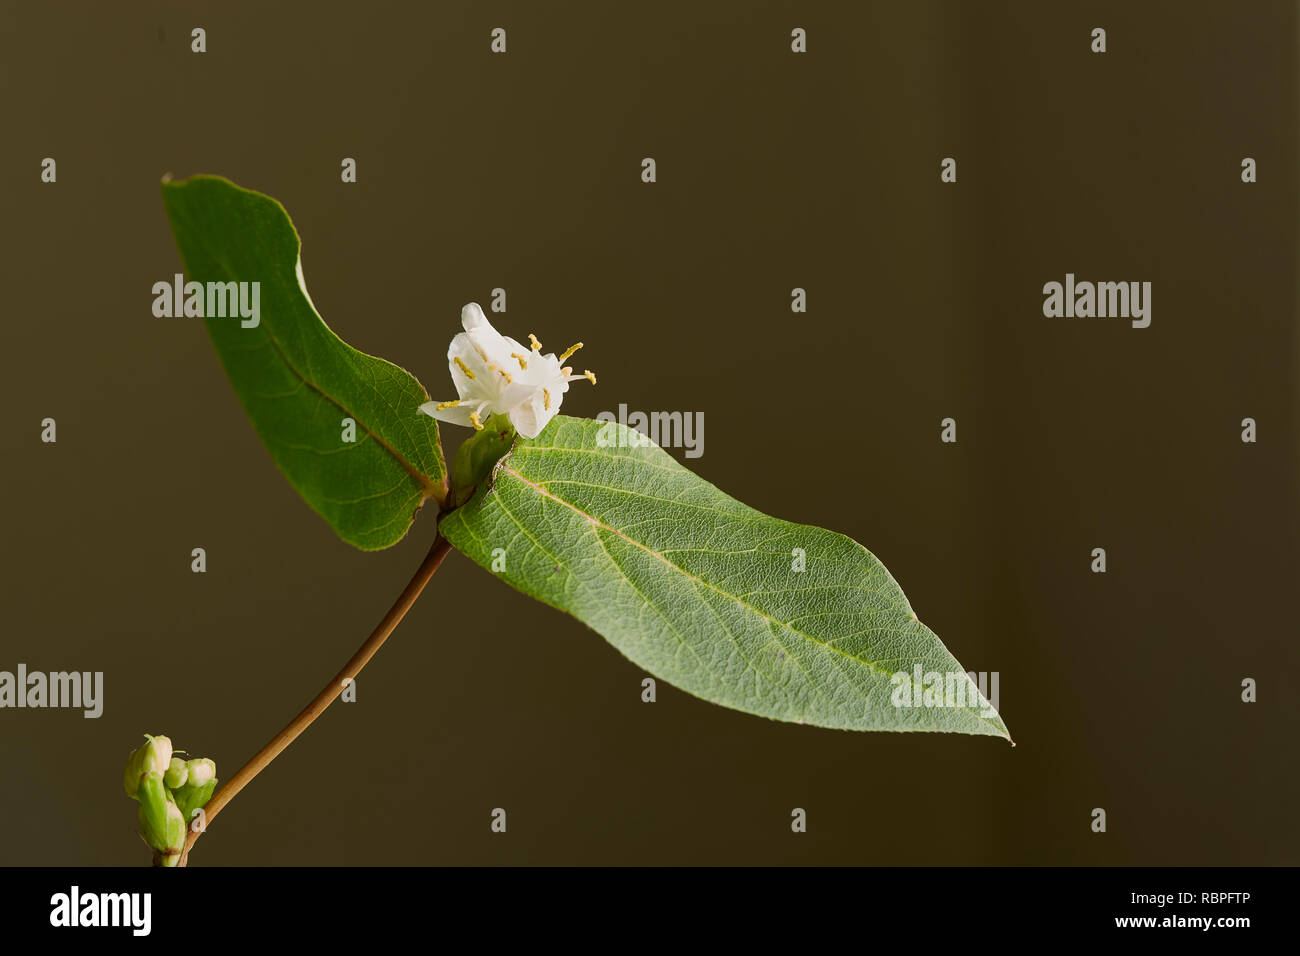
(419, 303, 595, 439)
(150, 176, 1010, 870)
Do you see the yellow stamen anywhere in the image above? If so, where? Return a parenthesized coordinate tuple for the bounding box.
(559, 342, 584, 362)
(582, 369, 597, 385)
(561, 366, 573, 377)
(469, 411, 484, 431)
(435, 400, 461, 410)
(511, 352, 529, 370)
(543, 388, 551, 411)
(528, 333, 543, 351)
(496, 367, 513, 384)
(453, 356, 475, 379)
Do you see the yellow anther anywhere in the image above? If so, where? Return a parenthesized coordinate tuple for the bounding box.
(470, 411, 484, 431)
(543, 388, 551, 411)
(561, 366, 573, 377)
(582, 369, 597, 385)
(496, 367, 513, 384)
(559, 342, 584, 362)
(511, 352, 529, 370)
(453, 356, 475, 379)
(528, 333, 542, 351)
(435, 399, 461, 410)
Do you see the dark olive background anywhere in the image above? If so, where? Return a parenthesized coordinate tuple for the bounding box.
(1, 0, 1296, 865)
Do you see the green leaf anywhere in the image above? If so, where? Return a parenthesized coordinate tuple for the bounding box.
(161, 175, 446, 550)
(451, 413, 517, 507)
(440, 416, 1010, 739)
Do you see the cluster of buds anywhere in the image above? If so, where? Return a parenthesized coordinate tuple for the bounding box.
(122, 735, 218, 867)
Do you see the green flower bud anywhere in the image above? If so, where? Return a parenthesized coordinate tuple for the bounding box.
(122, 734, 174, 799)
(185, 757, 215, 789)
(172, 757, 218, 826)
(136, 771, 186, 864)
(164, 756, 189, 789)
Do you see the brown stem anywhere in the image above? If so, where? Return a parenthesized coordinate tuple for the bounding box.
(179, 532, 454, 866)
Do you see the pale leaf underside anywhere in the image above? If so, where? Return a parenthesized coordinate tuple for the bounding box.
(441, 417, 1009, 738)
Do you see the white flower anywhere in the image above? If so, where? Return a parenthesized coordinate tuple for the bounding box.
(419, 303, 595, 439)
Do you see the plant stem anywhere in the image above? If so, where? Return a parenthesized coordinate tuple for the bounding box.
(179, 532, 454, 866)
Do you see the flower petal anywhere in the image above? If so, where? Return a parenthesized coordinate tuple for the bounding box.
(447, 332, 502, 398)
(509, 389, 559, 439)
(419, 400, 477, 428)
(461, 302, 490, 332)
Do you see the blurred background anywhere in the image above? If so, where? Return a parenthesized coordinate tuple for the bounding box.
(0, 0, 1296, 864)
